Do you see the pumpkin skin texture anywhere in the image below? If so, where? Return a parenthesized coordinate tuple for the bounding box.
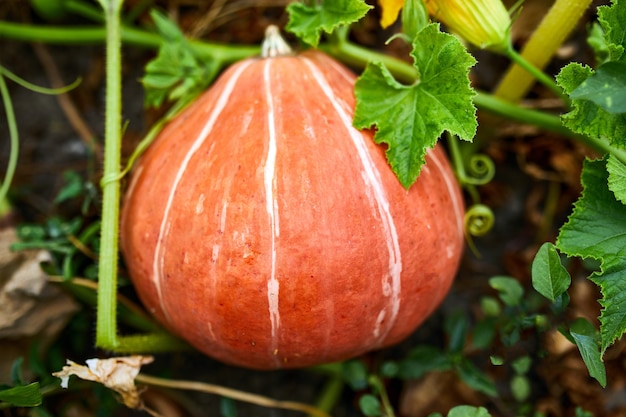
(120, 49, 465, 370)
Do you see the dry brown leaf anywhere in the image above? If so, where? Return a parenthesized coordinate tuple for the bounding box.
(0, 226, 79, 384)
(53, 356, 155, 409)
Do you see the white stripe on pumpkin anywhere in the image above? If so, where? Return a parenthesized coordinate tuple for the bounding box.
(152, 60, 254, 324)
(302, 57, 403, 344)
(263, 59, 282, 352)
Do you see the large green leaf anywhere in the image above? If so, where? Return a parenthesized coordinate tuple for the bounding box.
(557, 63, 626, 147)
(353, 23, 476, 188)
(557, 1, 626, 148)
(598, 0, 626, 62)
(285, 0, 371, 47)
(569, 61, 626, 113)
(557, 158, 626, 354)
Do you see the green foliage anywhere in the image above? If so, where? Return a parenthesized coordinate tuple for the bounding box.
(569, 318, 607, 387)
(353, 23, 476, 188)
(557, 158, 626, 354)
(607, 155, 626, 203)
(587, 22, 611, 65)
(359, 394, 382, 417)
(141, 10, 219, 109)
(12, 171, 100, 280)
(557, 0, 626, 150)
(557, 63, 626, 145)
(569, 61, 626, 113)
(489, 276, 524, 307)
(341, 360, 370, 390)
(285, 0, 371, 47)
(220, 397, 238, 417)
(598, 0, 626, 62)
(28, 0, 68, 20)
(433, 405, 492, 417)
(531, 243, 571, 302)
(0, 383, 42, 407)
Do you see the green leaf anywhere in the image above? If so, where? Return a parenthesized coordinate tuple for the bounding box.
(285, 0, 371, 47)
(142, 10, 218, 108)
(54, 171, 86, 204)
(558, 1, 626, 146)
(341, 360, 369, 391)
(576, 407, 594, 417)
(607, 153, 626, 204)
(447, 406, 492, 417)
(10, 357, 24, 385)
(445, 310, 469, 354)
(379, 361, 400, 378)
(470, 317, 497, 350)
(569, 61, 626, 113)
(354, 23, 476, 188)
(597, 0, 626, 62)
(397, 345, 451, 379)
(557, 63, 626, 147)
(587, 23, 611, 65)
(557, 158, 626, 353)
(531, 242, 572, 302)
(490, 355, 504, 366)
(511, 356, 532, 375)
(0, 383, 42, 407)
(510, 375, 531, 402)
(489, 276, 524, 307)
(220, 397, 237, 417)
(358, 394, 382, 417)
(456, 359, 497, 397)
(569, 318, 607, 387)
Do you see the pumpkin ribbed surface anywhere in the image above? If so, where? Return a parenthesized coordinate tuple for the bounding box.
(120, 49, 465, 369)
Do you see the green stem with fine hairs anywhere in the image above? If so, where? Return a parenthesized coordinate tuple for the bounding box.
(95, 0, 124, 351)
(94, 0, 185, 352)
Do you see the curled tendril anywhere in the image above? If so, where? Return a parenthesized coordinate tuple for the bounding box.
(464, 204, 495, 257)
(463, 154, 496, 186)
(464, 204, 495, 237)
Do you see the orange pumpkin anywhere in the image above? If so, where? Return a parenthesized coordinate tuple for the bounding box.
(120, 28, 465, 369)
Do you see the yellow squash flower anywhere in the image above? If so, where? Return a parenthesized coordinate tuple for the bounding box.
(379, 0, 406, 28)
(379, 0, 511, 51)
(425, 0, 511, 51)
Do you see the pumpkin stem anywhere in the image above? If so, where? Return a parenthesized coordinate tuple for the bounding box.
(262, 25, 293, 58)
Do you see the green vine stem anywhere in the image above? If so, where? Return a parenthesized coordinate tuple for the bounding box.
(495, 0, 593, 102)
(95, 0, 124, 351)
(94, 0, 185, 352)
(0, 69, 18, 205)
(368, 375, 396, 417)
(0, 21, 259, 66)
(0, 64, 81, 204)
